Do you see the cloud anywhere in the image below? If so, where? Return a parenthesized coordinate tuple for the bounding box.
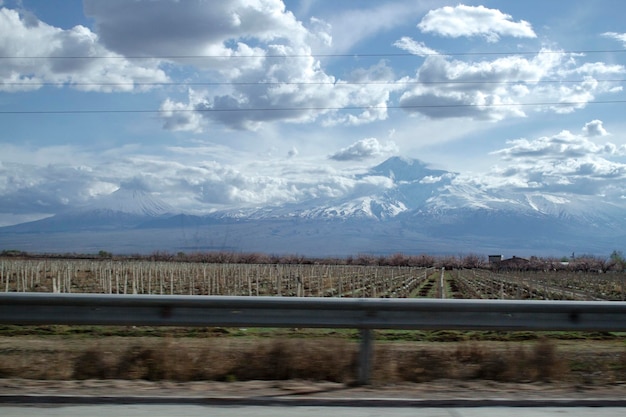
(307, 17, 333, 47)
(583, 120, 608, 137)
(126, 155, 396, 210)
(483, 121, 626, 196)
(81, 0, 405, 130)
(84, 0, 310, 58)
(161, 59, 399, 130)
(398, 53, 539, 120)
(0, 161, 110, 213)
(602, 32, 626, 47)
(0, 155, 287, 215)
(329, 138, 398, 161)
(417, 5, 536, 42)
(492, 124, 624, 160)
(8, 1, 617, 132)
(393, 37, 438, 57)
(0, 7, 168, 92)
(159, 93, 206, 133)
(420, 174, 452, 184)
(84, 0, 324, 79)
(0, 140, 400, 220)
(322, 2, 432, 53)
(397, 50, 625, 120)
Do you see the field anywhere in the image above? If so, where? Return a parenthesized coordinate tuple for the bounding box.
(1, 258, 625, 300)
(1, 257, 626, 386)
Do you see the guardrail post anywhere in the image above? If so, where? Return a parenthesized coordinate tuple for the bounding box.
(357, 328, 373, 385)
(439, 267, 445, 299)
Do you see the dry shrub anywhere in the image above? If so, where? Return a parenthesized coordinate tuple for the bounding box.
(475, 339, 566, 382)
(618, 350, 626, 380)
(226, 339, 355, 382)
(474, 348, 525, 381)
(374, 345, 458, 383)
(528, 338, 567, 381)
(229, 340, 297, 380)
(288, 339, 356, 382)
(192, 344, 239, 380)
(371, 345, 397, 381)
(454, 343, 489, 363)
(103, 339, 356, 383)
(72, 347, 112, 379)
(373, 340, 567, 384)
(36, 352, 73, 380)
(566, 348, 626, 385)
(0, 336, 580, 384)
(394, 349, 454, 382)
(115, 341, 198, 381)
(0, 356, 23, 378)
(116, 345, 165, 380)
(0, 351, 70, 380)
(590, 349, 626, 384)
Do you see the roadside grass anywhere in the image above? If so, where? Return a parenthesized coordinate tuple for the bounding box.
(1, 329, 625, 385)
(0, 325, 620, 342)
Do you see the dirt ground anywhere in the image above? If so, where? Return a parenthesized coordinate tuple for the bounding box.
(2, 378, 626, 403)
(1, 335, 626, 402)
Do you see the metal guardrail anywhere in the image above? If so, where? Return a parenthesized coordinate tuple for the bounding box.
(2, 293, 626, 384)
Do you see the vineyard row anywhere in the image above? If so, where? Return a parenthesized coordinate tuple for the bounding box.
(0, 259, 433, 298)
(1, 259, 624, 300)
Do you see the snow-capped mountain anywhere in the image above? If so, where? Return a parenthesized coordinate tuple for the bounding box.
(77, 187, 175, 217)
(237, 156, 624, 227)
(233, 157, 450, 221)
(2, 186, 174, 233)
(1, 157, 624, 256)
(296, 196, 408, 220)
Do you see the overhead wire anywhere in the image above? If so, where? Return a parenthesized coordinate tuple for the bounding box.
(1, 48, 625, 115)
(2, 79, 626, 88)
(2, 100, 626, 115)
(0, 49, 625, 59)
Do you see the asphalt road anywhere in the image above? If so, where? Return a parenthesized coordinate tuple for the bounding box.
(2, 405, 626, 417)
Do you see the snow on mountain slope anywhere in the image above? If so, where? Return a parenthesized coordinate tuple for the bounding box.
(0, 186, 177, 233)
(367, 157, 626, 226)
(75, 187, 175, 217)
(235, 157, 453, 221)
(2, 157, 625, 256)
(297, 196, 408, 220)
(217, 156, 625, 227)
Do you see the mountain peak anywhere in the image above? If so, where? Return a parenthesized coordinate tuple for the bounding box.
(78, 186, 175, 217)
(369, 156, 448, 182)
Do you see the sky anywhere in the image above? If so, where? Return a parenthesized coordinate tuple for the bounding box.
(1, 0, 626, 226)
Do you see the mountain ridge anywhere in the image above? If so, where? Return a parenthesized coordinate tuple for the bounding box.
(1, 157, 624, 256)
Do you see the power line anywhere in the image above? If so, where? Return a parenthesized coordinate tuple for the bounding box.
(0, 49, 625, 60)
(2, 100, 625, 115)
(2, 79, 626, 88)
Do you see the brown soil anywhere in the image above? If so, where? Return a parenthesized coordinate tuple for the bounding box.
(2, 378, 626, 402)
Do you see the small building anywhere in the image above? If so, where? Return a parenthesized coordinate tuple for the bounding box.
(499, 256, 530, 270)
(488, 255, 503, 265)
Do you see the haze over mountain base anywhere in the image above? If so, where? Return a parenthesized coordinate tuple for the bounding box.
(0, 215, 620, 258)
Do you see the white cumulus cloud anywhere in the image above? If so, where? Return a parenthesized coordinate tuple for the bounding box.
(0, 7, 168, 93)
(81, 0, 403, 131)
(603, 32, 626, 47)
(393, 37, 438, 57)
(417, 5, 536, 43)
(483, 121, 626, 196)
(397, 49, 625, 121)
(329, 138, 398, 161)
(583, 120, 608, 137)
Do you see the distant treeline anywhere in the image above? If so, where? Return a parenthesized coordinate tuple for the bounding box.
(1, 249, 624, 272)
